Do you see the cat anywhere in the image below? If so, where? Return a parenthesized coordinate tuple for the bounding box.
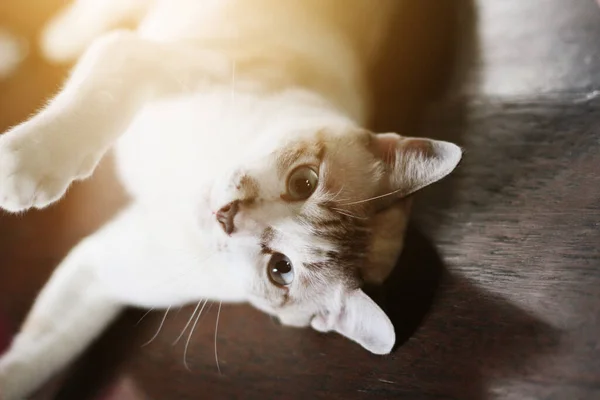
(0, 0, 462, 398)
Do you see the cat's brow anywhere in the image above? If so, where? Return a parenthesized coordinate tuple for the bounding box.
(260, 226, 275, 254)
(275, 140, 326, 174)
(304, 261, 327, 272)
(233, 172, 259, 201)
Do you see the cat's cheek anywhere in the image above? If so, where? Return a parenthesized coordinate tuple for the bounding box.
(232, 214, 261, 236)
(247, 296, 277, 317)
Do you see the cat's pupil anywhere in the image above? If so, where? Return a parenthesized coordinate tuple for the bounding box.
(274, 259, 292, 274)
(293, 177, 312, 195)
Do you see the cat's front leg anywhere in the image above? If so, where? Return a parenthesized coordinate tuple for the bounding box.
(0, 31, 230, 213)
(0, 204, 217, 399)
(0, 271, 122, 400)
(0, 120, 105, 213)
(0, 31, 140, 213)
(0, 229, 125, 399)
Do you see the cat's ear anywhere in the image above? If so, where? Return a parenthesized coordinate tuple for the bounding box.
(370, 133, 462, 204)
(311, 289, 395, 355)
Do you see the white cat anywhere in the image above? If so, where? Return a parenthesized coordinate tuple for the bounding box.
(0, 0, 462, 398)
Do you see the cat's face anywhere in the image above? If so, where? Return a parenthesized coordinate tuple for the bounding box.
(208, 128, 461, 354)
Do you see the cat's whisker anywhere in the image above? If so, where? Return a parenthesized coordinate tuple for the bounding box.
(136, 308, 155, 326)
(214, 301, 222, 375)
(331, 208, 354, 218)
(328, 184, 346, 202)
(173, 300, 203, 346)
(142, 306, 171, 347)
(331, 207, 368, 220)
(339, 187, 405, 207)
(183, 299, 209, 371)
(329, 195, 355, 204)
(230, 60, 236, 106)
(326, 185, 357, 205)
(327, 185, 358, 202)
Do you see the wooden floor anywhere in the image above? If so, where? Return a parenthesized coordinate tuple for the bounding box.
(1, 0, 599, 399)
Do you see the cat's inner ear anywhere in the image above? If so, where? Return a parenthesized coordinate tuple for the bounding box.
(311, 289, 395, 355)
(370, 132, 462, 208)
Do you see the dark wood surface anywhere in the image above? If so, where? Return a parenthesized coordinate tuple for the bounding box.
(1, 0, 600, 399)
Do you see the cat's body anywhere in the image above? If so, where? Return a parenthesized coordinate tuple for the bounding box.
(0, 1, 461, 398)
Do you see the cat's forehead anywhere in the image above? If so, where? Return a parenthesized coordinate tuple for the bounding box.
(273, 128, 369, 165)
(272, 132, 327, 179)
(268, 128, 375, 191)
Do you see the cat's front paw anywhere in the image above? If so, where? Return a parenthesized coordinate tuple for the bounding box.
(0, 129, 100, 213)
(0, 354, 34, 400)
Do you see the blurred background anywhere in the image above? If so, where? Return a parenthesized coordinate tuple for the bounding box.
(1, 0, 599, 399)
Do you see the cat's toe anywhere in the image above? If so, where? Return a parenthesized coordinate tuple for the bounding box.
(0, 173, 39, 213)
(0, 168, 74, 213)
(0, 141, 81, 213)
(0, 356, 31, 400)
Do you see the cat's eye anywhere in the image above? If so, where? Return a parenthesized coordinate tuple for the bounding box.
(267, 253, 295, 286)
(286, 166, 318, 201)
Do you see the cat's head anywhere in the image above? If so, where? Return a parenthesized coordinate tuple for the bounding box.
(209, 128, 461, 354)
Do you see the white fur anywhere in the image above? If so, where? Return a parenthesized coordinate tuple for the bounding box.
(0, 1, 461, 398)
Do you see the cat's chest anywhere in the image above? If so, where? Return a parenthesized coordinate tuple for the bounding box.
(127, 91, 262, 164)
(113, 89, 265, 199)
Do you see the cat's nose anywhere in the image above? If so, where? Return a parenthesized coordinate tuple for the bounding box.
(216, 200, 239, 235)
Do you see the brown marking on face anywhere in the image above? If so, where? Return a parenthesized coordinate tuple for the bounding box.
(299, 274, 313, 287)
(260, 226, 275, 254)
(286, 132, 375, 285)
(304, 261, 327, 272)
(236, 173, 259, 201)
(279, 290, 291, 307)
(278, 141, 326, 203)
(314, 137, 326, 160)
(312, 134, 367, 202)
(275, 138, 326, 175)
(296, 203, 371, 289)
(276, 147, 305, 173)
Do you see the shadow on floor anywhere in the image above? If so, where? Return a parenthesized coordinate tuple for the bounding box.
(369, 223, 561, 399)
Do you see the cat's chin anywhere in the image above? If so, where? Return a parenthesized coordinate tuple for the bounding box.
(276, 313, 313, 328)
